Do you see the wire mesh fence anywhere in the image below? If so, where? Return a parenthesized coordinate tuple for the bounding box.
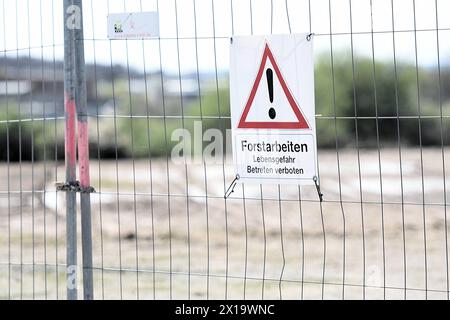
(0, 0, 450, 299)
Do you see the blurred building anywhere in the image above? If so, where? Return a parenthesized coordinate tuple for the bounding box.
(0, 56, 206, 118)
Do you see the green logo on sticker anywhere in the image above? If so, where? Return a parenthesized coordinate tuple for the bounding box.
(114, 21, 123, 33)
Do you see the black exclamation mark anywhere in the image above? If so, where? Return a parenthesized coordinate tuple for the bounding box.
(266, 68, 276, 119)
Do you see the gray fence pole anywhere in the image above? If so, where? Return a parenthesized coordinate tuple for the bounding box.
(63, 0, 78, 300)
(63, 0, 94, 300)
(73, 0, 94, 300)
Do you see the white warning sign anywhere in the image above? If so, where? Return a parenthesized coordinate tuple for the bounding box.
(230, 34, 318, 185)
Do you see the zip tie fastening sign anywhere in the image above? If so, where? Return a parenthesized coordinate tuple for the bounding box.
(224, 174, 240, 199)
(313, 175, 323, 202)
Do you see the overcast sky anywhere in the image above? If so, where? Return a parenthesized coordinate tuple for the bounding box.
(1, 0, 450, 74)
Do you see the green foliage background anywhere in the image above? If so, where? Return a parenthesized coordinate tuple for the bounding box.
(1, 53, 449, 161)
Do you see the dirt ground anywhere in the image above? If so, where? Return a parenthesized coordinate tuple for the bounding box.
(0, 147, 449, 299)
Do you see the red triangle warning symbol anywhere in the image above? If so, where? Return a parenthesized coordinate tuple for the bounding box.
(238, 43, 310, 129)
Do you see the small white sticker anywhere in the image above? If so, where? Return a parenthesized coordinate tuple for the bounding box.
(107, 12, 159, 39)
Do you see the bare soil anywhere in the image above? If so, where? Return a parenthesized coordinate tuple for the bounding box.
(0, 147, 449, 299)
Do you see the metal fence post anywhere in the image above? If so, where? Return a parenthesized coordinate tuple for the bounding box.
(63, 0, 78, 300)
(63, 0, 94, 300)
(73, 0, 94, 300)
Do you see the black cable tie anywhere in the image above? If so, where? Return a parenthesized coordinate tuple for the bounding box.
(313, 175, 323, 202)
(56, 181, 96, 193)
(224, 174, 240, 199)
(306, 33, 314, 41)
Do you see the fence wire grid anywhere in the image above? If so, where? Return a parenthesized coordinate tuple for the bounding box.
(1, 0, 450, 300)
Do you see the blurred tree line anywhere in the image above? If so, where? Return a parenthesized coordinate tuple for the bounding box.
(1, 53, 449, 162)
(315, 53, 450, 148)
